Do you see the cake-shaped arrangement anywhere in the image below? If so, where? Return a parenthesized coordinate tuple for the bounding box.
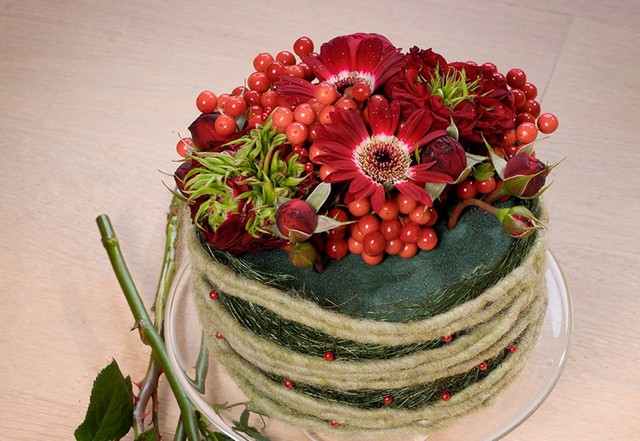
(173, 33, 559, 438)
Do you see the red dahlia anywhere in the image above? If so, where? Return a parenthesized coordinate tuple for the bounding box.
(315, 99, 453, 213)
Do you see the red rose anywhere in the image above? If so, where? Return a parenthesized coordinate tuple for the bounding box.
(448, 62, 516, 145)
(420, 136, 468, 181)
(503, 151, 547, 198)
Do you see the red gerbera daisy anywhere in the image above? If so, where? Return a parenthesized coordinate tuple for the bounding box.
(276, 34, 404, 104)
(315, 99, 453, 213)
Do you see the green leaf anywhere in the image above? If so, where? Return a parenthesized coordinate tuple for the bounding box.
(472, 162, 495, 181)
(482, 136, 507, 179)
(305, 182, 331, 212)
(74, 360, 134, 441)
(134, 429, 158, 441)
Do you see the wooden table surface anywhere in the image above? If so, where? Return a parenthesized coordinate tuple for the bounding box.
(1, 0, 639, 439)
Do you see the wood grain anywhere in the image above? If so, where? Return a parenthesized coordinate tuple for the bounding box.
(1, 0, 639, 439)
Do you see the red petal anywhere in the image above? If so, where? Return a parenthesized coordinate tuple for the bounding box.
(371, 49, 404, 89)
(328, 109, 369, 146)
(370, 184, 386, 213)
(355, 37, 384, 74)
(324, 169, 359, 183)
(408, 164, 453, 184)
(367, 96, 393, 136)
(301, 55, 332, 82)
(398, 109, 434, 151)
(314, 140, 355, 158)
(349, 174, 374, 194)
(396, 181, 433, 206)
(319, 37, 351, 74)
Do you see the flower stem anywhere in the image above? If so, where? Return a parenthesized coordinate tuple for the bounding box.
(96, 201, 200, 441)
(132, 194, 182, 437)
(447, 198, 498, 230)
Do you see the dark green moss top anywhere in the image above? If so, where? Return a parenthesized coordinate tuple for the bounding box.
(238, 203, 525, 322)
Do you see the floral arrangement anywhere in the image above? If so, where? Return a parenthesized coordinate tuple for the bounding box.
(174, 33, 558, 269)
(80, 34, 560, 441)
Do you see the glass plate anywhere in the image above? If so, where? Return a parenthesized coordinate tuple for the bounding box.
(165, 251, 572, 441)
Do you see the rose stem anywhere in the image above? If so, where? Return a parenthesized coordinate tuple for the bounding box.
(447, 198, 498, 230)
(131, 194, 182, 437)
(96, 201, 200, 441)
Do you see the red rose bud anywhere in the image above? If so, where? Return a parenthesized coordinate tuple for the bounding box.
(288, 242, 317, 268)
(420, 136, 468, 181)
(276, 199, 318, 243)
(188, 113, 246, 152)
(502, 151, 547, 198)
(496, 206, 545, 238)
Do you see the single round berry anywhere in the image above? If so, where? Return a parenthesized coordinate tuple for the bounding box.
(231, 86, 247, 96)
(363, 231, 386, 256)
(317, 105, 336, 125)
(384, 239, 403, 255)
(285, 122, 309, 144)
(315, 83, 338, 105)
(361, 251, 384, 266)
(209, 290, 219, 300)
(398, 242, 418, 259)
(293, 36, 314, 57)
(521, 82, 538, 99)
(508, 343, 518, 353)
(379, 219, 402, 241)
(260, 89, 279, 108)
(383, 395, 393, 405)
(176, 138, 194, 157)
(348, 236, 364, 255)
(506, 68, 526, 89)
(265, 61, 286, 82)
(442, 335, 452, 343)
(481, 62, 497, 73)
(276, 50, 296, 66)
(223, 95, 247, 117)
(293, 103, 316, 125)
(500, 129, 517, 148)
(511, 88, 526, 109)
(348, 198, 371, 217)
(440, 391, 451, 401)
(323, 351, 335, 361)
(478, 361, 488, 371)
(196, 90, 218, 114)
(516, 122, 538, 145)
(409, 204, 432, 225)
(271, 106, 294, 128)
(358, 214, 380, 236)
(253, 52, 274, 72)
(400, 221, 421, 244)
(325, 238, 348, 260)
(475, 177, 497, 194)
(285, 64, 305, 78)
(214, 114, 237, 136)
(215, 331, 224, 340)
(336, 97, 357, 111)
(396, 193, 418, 214)
(350, 224, 365, 242)
(378, 198, 399, 220)
(537, 112, 559, 134)
(521, 99, 541, 118)
(516, 112, 536, 126)
(352, 82, 371, 101)
(247, 72, 271, 93)
(417, 227, 438, 251)
(456, 179, 477, 200)
(283, 378, 295, 388)
(319, 164, 336, 181)
(330, 420, 340, 427)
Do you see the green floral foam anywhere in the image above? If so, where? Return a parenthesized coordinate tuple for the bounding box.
(240, 203, 521, 322)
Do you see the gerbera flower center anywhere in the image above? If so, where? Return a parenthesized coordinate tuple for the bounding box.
(355, 135, 411, 185)
(328, 71, 375, 92)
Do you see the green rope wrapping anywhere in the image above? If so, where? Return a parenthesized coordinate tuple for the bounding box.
(185, 204, 549, 437)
